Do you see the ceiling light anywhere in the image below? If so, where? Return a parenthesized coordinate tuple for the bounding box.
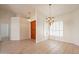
(46, 4, 54, 26)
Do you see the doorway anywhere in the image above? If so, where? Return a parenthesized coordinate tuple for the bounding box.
(31, 20, 36, 40)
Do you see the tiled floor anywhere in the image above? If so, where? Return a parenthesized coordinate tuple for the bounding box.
(0, 39, 79, 54)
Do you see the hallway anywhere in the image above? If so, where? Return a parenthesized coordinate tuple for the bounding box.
(0, 40, 79, 54)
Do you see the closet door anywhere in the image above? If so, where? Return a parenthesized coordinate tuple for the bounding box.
(10, 17, 20, 40)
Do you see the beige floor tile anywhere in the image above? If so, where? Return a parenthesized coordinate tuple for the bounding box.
(0, 39, 79, 54)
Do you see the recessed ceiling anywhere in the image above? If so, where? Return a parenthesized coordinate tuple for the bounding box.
(0, 4, 79, 17)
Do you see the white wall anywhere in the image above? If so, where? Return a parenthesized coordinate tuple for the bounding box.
(36, 8, 79, 46)
(0, 10, 30, 41)
(0, 10, 14, 41)
(53, 9, 79, 46)
(63, 9, 79, 46)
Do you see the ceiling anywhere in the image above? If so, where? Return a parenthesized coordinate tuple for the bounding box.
(0, 4, 35, 17)
(36, 4, 79, 17)
(0, 4, 79, 17)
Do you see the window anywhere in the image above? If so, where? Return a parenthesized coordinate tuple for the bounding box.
(50, 21, 63, 37)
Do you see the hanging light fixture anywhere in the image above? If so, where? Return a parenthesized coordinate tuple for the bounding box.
(45, 4, 55, 40)
(26, 12, 35, 22)
(46, 4, 54, 26)
(26, 12, 32, 22)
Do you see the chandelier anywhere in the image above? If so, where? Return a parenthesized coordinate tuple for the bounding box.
(46, 4, 54, 26)
(45, 4, 55, 40)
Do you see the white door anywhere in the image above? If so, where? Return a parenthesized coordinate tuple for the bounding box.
(10, 17, 20, 40)
(0, 24, 9, 40)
